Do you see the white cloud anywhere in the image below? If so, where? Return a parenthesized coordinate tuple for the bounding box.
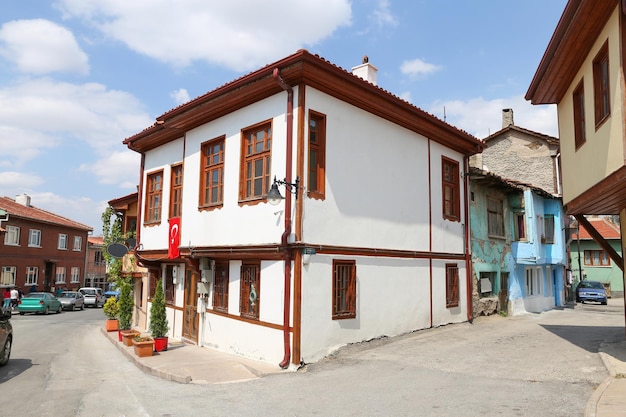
(26, 192, 103, 230)
(429, 95, 558, 139)
(0, 171, 44, 190)
(400, 58, 442, 78)
(171, 88, 190, 105)
(371, 0, 398, 28)
(0, 19, 89, 75)
(56, 0, 352, 71)
(82, 150, 140, 189)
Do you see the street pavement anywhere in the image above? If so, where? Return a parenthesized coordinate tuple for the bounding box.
(102, 300, 626, 417)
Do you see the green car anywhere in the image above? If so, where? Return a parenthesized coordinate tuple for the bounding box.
(18, 292, 62, 315)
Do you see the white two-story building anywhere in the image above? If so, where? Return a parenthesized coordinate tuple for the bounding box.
(124, 50, 483, 368)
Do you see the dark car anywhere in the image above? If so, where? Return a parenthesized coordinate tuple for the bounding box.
(0, 307, 12, 366)
(576, 280, 608, 305)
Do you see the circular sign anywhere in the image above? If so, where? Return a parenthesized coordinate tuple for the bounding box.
(107, 243, 129, 259)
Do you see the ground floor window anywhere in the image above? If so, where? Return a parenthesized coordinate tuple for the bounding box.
(25, 267, 38, 285)
(55, 266, 66, 284)
(332, 259, 356, 319)
(479, 271, 496, 298)
(525, 267, 543, 296)
(70, 267, 80, 283)
(240, 262, 260, 319)
(446, 264, 459, 307)
(213, 262, 229, 313)
(1, 266, 16, 286)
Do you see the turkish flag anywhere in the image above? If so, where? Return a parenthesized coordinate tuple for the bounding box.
(168, 217, 181, 259)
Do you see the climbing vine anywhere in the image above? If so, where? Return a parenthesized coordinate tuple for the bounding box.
(101, 206, 123, 284)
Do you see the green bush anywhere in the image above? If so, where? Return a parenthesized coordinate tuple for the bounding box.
(103, 297, 119, 320)
(118, 278, 133, 330)
(149, 279, 169, 338)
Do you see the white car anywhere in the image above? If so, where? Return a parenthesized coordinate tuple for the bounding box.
(78, 287, 104, 308)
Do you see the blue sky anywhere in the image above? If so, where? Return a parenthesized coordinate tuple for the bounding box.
(0, 0, 567, 233)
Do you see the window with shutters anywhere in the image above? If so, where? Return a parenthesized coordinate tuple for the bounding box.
(573, 80, 586, 149)
(240, 121, 272, 203)
(446, 263, 459, 308)
(213, 262, 229, 313)
(487, 197, 504, 238)
(240, 262, 260, 319)
(332, 260, 356, 319)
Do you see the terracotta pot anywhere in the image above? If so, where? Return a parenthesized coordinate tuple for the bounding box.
(120, 330, 140, 347)
(133, 339, 154, 357)
(105, 319, 119, 332)
(154, 336, 168, 352)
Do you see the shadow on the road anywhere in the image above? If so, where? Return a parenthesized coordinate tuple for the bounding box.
(0, 358, 34, 383)
(541, 324, 625, 353)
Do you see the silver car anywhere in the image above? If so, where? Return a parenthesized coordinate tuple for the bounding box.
(78, 287, 104, 308)
(58, 291, 85, 311)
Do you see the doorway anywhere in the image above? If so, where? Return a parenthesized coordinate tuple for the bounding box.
(182, 269, 198, 343)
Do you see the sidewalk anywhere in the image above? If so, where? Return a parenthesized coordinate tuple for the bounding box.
(101, 327, 286, 384)
(586, 340, 626, 417)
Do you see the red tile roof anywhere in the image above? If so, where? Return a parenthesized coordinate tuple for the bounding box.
(572, 217, 621, 240)
(0, 196, 92, 231)
(88, 236, 104, 245)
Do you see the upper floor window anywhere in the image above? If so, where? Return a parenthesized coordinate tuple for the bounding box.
(94, 250, 104, 266)
(446, 263, 459, 307)
(593, 41, 610, 127)
(487, 197, 504, 238)
(4, 226, 19, 246)
(1, 266, 16, 286)
(145, 170, 163, 224)
(240, 121, 272, 202)
(200, 137, 225, 208)
(332, 259, 356, 319)
(73, 236, 82, 251)
(29, 229, 42, 247)
(213, 262, 229, 313)
(240, 262, 260, 319)
(442, 157, 460, 222)
(308, 111, 326, 199)
(58, 234, 68, 250)
(584, 249, 611, 266)
(573, 80, 586, 149)
(543, 215, 555, 244)
(170, 164, 183, 218)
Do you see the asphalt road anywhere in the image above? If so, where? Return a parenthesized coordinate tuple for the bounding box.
(0, 299, 624, 417)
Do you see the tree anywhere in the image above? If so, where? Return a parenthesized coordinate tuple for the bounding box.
(118, 278, 133, 330)
(101, 206, 123, 286)
(149, 279, 169, 338)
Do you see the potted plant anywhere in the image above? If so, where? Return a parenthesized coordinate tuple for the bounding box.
(149, 278, 169, 352)
(103, 297, 119, 332)
(118, 278, 138, 345)
(132, 334, 154, 357)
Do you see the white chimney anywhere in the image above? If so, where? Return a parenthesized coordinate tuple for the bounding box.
(16, 193, 31, 207)
(352, 55, 378, 85)
(502, 108, 514, 128)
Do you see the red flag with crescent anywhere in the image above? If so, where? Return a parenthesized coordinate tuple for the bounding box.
(168, 217, 180, 259)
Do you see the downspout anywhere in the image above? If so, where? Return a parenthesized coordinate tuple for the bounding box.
(463, 156, 474, 323)
(133, 153, 145, 262)
(273, 68, 294, 369)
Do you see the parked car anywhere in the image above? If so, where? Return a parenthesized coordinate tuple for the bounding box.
(18, 292, 62, 315)
(103, 290, 120, 301)
(576, 280, 608, 305)
(57, 291, 85, 311)
(0, 307, 12, 366)
(78, 287, 104, 308)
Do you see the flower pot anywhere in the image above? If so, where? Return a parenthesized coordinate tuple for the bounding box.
(133, 339, 154, 357)
(121, 330, 140, 346)
(154, 336, 168, 352)
(105, 319, 119, 332)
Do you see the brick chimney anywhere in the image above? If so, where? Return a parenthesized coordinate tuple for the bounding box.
(352, 55, 378, 85)
(502, 108, 514, 128)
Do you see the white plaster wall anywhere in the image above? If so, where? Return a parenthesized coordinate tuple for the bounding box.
(430, 259, 467, 326)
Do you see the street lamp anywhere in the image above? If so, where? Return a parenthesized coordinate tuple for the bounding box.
(266, 176, 300, 205)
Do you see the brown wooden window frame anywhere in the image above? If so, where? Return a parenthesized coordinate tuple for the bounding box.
(239, 261, 260, 319)
(442, 157, 461, 222)
(573, 79, 586, 149)
(239, 121, 272, 203)
(213, 262, 229, 313)
(165, 265, 175, 305)
(514, 211, 526, 241)
(593, 41, 610, 127)
(487, 196, 505, 238)
(169, 164, 183, 219)
(446, 263, 459, 308)
(332, 259, 356, 320)
(584, 249, 611, 266)
(145, 170, 163, 225)
(199, 136, 225, 209)
(307, 110, 326, 199)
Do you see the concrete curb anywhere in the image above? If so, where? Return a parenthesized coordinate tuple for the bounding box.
(584, 377, 610, 417)
(100, 327, 192, 384)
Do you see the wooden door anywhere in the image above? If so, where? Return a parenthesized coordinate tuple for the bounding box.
(182, 269, 198, 343)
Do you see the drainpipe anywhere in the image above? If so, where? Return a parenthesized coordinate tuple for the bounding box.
(464, 156, 474, 323)
(273, 68, 294, 369)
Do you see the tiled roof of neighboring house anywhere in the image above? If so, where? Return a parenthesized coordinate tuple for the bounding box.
(0, 196, 92, 231)
(108, 192, 138, 209)
(88, 236, 104, 246)
(468, 167, 559, 200)
(483, 125, 559, 146)
(572, 217, 621, 240)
